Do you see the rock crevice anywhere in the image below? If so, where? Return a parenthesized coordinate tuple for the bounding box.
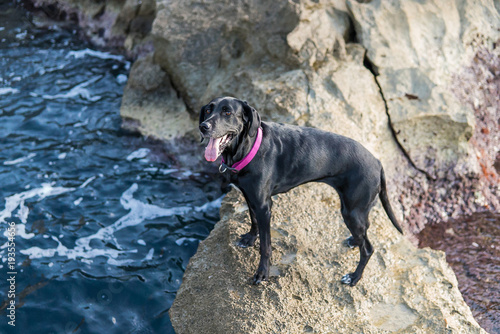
(362, 54, 436, 182)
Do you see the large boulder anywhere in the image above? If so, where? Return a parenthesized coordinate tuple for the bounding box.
(120, 54, 197, 140)
(148, 0, 404, 179)
(347, 0, 500, 178)
(169, 185, 486, 333)
(133, 0, 498, 228)
(151, 0, 301, 112)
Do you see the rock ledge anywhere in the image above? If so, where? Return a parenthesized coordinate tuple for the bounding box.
(170, 184, 485, 334)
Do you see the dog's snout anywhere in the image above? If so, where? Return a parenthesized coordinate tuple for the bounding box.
(199, 122, 211, 133)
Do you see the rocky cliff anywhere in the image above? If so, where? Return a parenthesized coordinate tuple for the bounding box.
(26, 0, 500, 332)
(30, 0, 500, 230)
(123, 0, 499, 232)
(169, 185, 486, 333)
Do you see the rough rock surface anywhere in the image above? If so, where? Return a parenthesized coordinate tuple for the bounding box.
(170, 185, 486, 334)
(151, 0, 301, 112)
(128, 0, 499, 230)
(348, 0, 499, 177)
(31, 0, 500, 231)
(29, 0, 156, 56)
(27, 0, 500, 331)
(120, 54, 196, 140)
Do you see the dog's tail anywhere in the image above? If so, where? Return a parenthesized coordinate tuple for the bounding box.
(379, 167, 403, 234)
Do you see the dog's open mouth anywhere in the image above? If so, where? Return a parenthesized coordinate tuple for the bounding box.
(204, 133, 233, 162)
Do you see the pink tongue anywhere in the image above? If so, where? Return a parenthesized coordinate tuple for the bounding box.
(204, 137, 222, 162)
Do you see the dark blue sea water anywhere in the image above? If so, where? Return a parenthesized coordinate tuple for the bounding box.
(0, 3, 221, 333)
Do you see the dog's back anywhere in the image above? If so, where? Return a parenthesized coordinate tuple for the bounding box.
(258, 121, 382, 196)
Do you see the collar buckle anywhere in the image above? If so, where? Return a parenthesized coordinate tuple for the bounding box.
(219, 162, 239, 174)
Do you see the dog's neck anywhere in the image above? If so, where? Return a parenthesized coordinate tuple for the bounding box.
(222, 129, 258, 167)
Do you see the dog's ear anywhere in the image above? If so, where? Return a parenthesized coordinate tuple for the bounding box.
(199, 104, 208, 143)
(199, 104, 208, 125)
(241, 101, 261, 137)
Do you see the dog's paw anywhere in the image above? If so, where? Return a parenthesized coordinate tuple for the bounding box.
(341, 273, 360, 286)
(252, 269, 269, 284)
(238, 233, 257, 248)
(344, 236, 358, 249)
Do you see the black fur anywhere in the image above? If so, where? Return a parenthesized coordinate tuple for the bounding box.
(199, 97, 403, 286)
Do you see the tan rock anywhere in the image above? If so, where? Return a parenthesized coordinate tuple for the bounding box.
(152, 0, 301, 111)
(170, 185, 485, 333)
(148, 0, 404, 178)
(347, 0, 500, 177)
(120, 54, 196, 140)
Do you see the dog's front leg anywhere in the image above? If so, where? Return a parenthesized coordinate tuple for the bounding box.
(248, 197, 272, 284)
(237, 196, 258, 248)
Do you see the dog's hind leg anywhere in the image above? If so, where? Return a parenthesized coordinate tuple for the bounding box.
(344, 235, 359, 249)
(340, 208, 374, 286)
(341, 200, 360, 249)
(335, 176, 379, 286)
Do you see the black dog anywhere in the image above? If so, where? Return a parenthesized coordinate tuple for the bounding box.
(199, 96, 403, 286)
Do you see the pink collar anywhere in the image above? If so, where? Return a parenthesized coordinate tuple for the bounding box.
(221, 127, 263, 173)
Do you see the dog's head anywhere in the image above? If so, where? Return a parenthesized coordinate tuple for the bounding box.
(199, 97, 261, 162)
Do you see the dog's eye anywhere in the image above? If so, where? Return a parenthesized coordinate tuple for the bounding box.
(205, 109, 211, 114)
(222, 107, 231, 115)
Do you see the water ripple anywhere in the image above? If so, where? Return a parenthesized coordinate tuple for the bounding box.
(0, 3, 220, 333)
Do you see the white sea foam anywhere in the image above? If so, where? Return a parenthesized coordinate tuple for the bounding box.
(0, 183, 76, 226)
(73, 119, 89, 127)
(116, 74, 128, 84)
(0, 87, 20, 95)
(22, 234, 136, 263)
(145, 248, 154, 260)
(0, 183, 76, 242)
(67, 49, 125, 62)
(175, 237, 199, 246)
(15, 31, 27, 40)
(41, 76, 102, 102)
(73, 197, 83, 206)
(15, 200, 29, 224)
(0, 177, 97, 245)
(18, 183, 224, 265)
(126, 148, 150, 161)
(79, 176, 96, 189)
(74, 184, 192, 252)
(143, 167, 178, 175)
(3, 153, 36, 165)
(15, 224, 35, 240)
(194, 195, 224, 212)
